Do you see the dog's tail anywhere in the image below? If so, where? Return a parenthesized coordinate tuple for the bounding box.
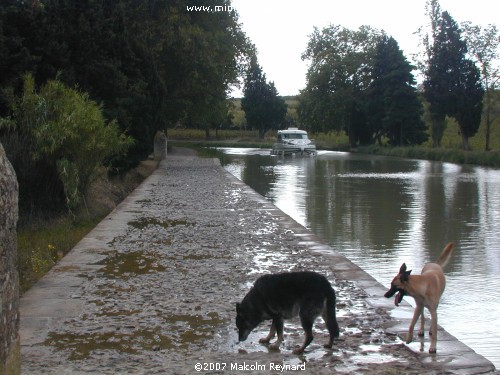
(324, 288, 340, 339)
(436, 242, 454, 268)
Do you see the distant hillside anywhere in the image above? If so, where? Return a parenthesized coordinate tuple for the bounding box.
(228, 96, 300, 129)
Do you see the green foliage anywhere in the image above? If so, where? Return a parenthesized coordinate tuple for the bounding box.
(1, 74, 133, 212)
(241, 56, 287, 138)
(461, 22, 500, 150)
(424, 12, 466, 117)
(18, 216, 101, 293)
(227, 99, 247, 128)
(359, 145, 500, 168)
(56, 159, 80, 210)
(310, 131, 350, 150)
(300, 25, 428, 148)
(299, 25, 384, 145)
(229, 97, 299, 130)
(453, 59, 484, 149)
(0, 0, 251, 165)
(168, 127, 263, 140)
(367, 36, 427, 146)
(423, 11, 484, 150)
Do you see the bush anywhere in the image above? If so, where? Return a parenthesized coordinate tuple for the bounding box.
(0, 74, 134, 213)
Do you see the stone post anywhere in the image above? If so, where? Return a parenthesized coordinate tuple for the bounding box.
(0, 141, 20, 374)
(153, 130, 167, 161)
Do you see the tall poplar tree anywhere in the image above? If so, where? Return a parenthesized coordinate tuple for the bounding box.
(424, 11, 462, 146)
(417, 0, 447, 147)
(461, 22, 500, 151)
(424, 11, 484, 150)
(454, 59, 484, 150)
(241, 55, 287, 139)
(367, 36, 426, 146)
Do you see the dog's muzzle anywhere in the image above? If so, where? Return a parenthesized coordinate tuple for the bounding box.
(384, 285, 405, 306)
(384, 285, 398, 298)
(238, 329, 251, 342)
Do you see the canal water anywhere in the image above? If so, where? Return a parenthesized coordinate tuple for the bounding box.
(219, 148, 500, 368)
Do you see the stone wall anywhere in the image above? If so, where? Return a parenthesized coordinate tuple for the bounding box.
(0, 141, 20, 374)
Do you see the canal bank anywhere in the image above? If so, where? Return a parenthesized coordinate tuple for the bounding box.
(20, 147, 495, 374)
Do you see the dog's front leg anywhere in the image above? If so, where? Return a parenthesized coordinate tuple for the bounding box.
(259, 321, 276, 344)
(407, 304, 423, 344)
(428, 308, 438, 353)
(268, 317, 284, 350)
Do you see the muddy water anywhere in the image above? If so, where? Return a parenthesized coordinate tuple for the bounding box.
(220, 148, 500, 368)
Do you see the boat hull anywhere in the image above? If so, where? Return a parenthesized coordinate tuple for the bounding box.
(271, 143, 316, 156)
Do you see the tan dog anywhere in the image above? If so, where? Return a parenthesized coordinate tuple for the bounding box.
(384, 243, 453, 353)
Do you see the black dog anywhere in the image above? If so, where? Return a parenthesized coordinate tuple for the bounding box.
(236, 271, 340, 354)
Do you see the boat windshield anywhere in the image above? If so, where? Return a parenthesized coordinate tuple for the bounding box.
(282, 133, 307, 139)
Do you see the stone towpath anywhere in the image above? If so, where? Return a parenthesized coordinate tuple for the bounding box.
(19, 148, 496, 374)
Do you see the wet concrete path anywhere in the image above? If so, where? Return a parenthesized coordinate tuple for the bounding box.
(20, 148, 496, 374)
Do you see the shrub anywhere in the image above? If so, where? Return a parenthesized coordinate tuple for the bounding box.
(0, 74, 134, 213)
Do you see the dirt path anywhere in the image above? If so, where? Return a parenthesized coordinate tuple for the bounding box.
(19, 148, 495, 374)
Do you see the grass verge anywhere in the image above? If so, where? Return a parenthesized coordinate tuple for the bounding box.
(18, 216, 102, 293)
(17, 160, 159, 294)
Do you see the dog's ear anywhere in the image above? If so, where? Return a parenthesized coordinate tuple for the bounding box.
(398, 263, 412, 282)
(399, 263, 407, 274)
(401, 269, 412, 282)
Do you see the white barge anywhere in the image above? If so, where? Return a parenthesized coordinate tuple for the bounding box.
(271, 128, 316, 156)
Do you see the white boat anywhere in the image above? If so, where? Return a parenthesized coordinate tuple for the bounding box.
(271, 128, 316, 156)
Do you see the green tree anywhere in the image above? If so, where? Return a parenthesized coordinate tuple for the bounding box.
(0, 1, 40, 114)
(424, 11, 484, 150)
(300, 25, 382, 146)
(0, 74, 133, 213)
(367, 36, 427, 146)
(461, 22, 500, 150)
(415, 0, 451, 148)
(241, 56, 287, 139)
(1, 0, 251, 164)
(423, 11, 462, 147)
(453, 59, 484, 150)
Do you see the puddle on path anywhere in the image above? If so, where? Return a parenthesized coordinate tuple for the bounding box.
(168, 253, 229, 261)
(232, 276, 408, 372)
(234, 322, 403, 371)
(249, 252, 290, 275)
(224, 188, 242, 205)
(96, 251, 166, 279)
(43, 312, 226, 360)
(128, 217, 195, 230)
(44, 329, 172, 360)
(166, 312, 226, 348)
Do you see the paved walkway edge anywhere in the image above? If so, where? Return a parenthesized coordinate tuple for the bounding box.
(219, 158, 496, 374)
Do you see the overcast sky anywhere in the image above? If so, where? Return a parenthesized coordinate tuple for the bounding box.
(230, 0, 499, 97)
